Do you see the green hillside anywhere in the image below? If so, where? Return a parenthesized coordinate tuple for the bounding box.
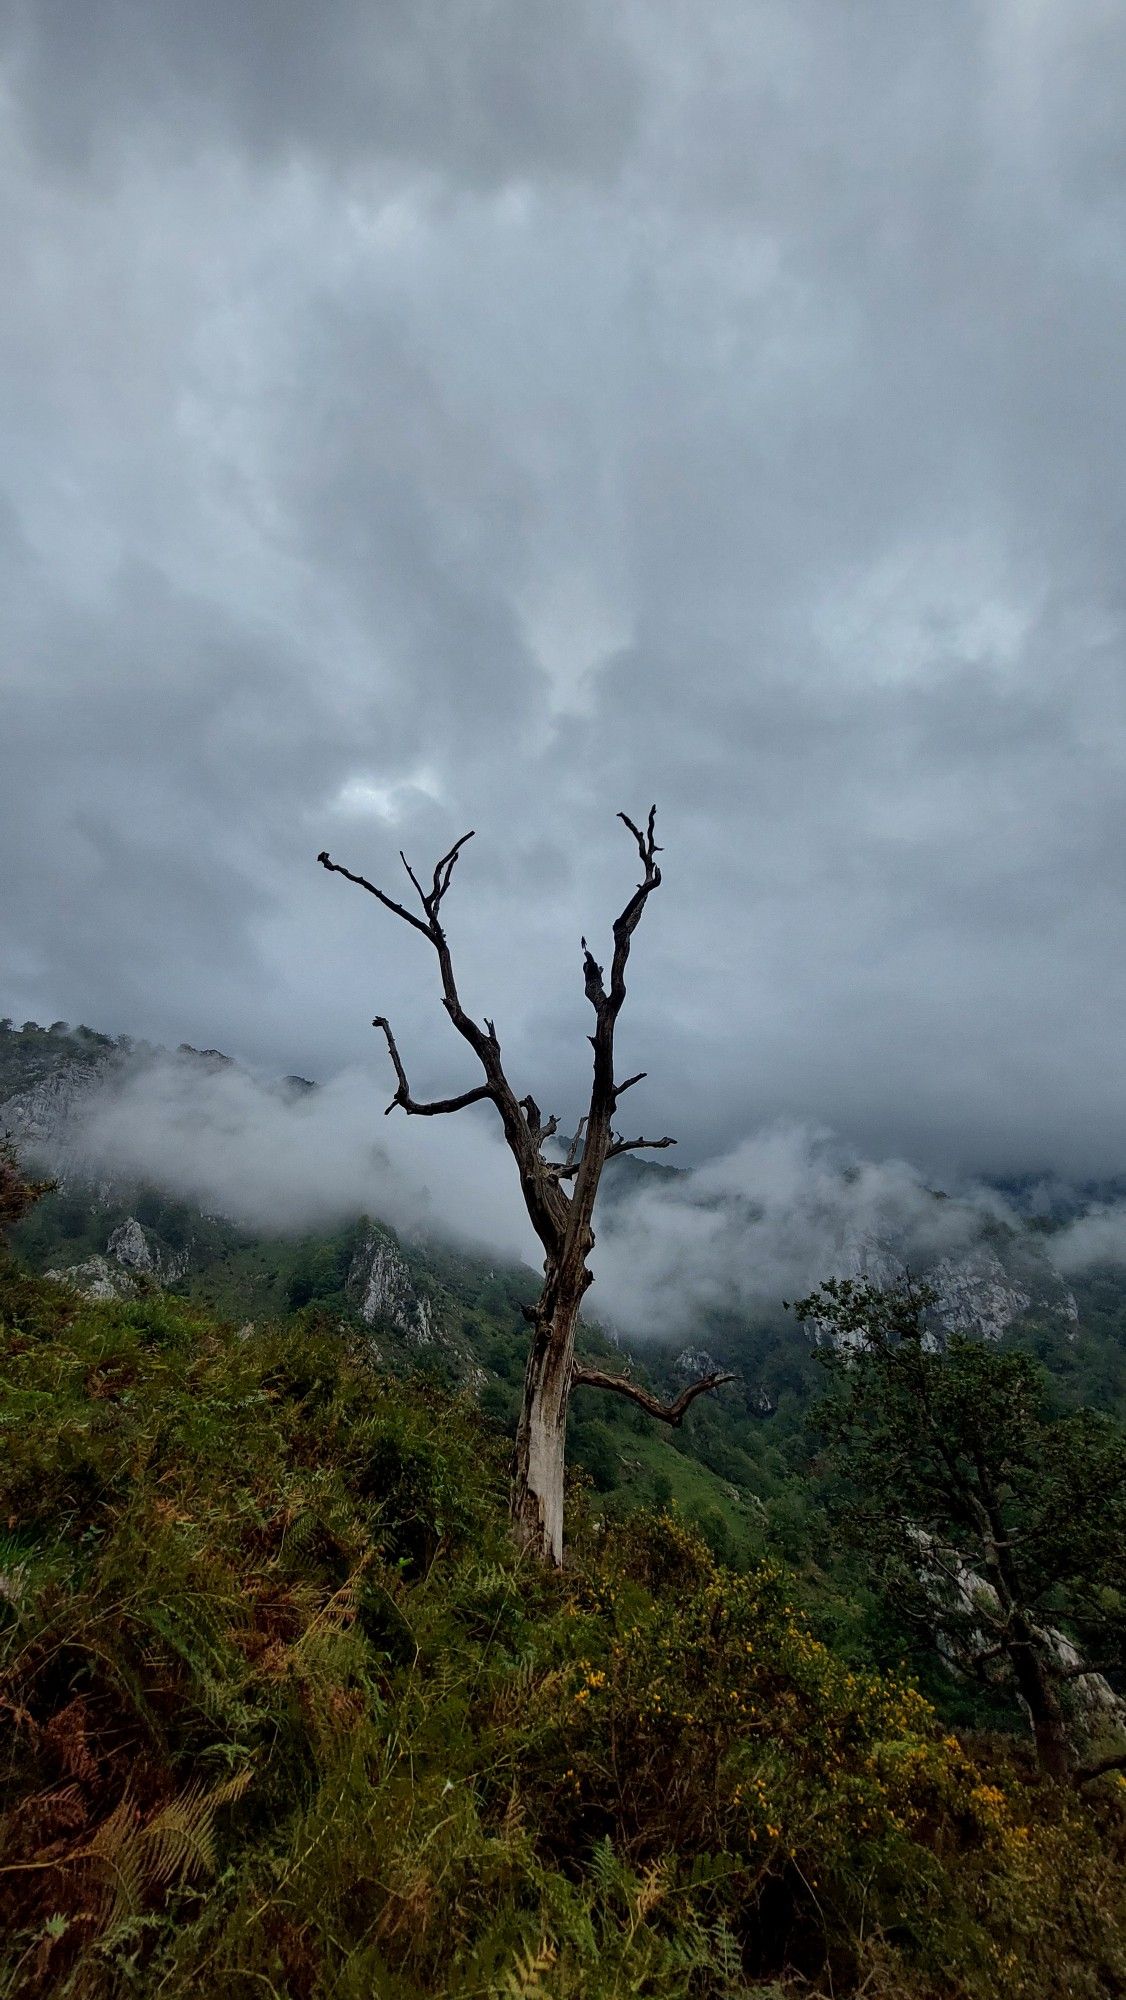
(4, 1018, 1126, 1789)
(2, 1257, 1124, 1998)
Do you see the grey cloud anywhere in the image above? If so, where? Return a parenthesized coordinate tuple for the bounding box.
(2, 2, 1125, 1180)
(590, 1123, 1018, 1341)
(0, 0, 641, 187)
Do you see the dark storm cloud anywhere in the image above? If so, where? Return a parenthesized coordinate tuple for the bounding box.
(0, 0, 641, 187)
(2, 0, 1125, 1180)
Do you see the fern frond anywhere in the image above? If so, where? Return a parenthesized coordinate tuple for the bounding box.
(140, 1767, 252, 1890)
(86, 1797, 144, 1928)
(496, 1936, 557, 1998)
(631, 1856, 671, 1924)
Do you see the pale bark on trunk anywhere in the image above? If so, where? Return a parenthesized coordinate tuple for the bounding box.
(511, 1301, 582, 1565)
(319, 810, 735, 1567)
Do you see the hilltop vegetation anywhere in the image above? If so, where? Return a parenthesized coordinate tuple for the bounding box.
(1, 1259, 1124, 1998)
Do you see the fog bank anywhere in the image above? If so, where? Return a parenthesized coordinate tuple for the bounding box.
(57, 1052, 1086, 1339)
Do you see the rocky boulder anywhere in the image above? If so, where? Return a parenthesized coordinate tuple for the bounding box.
(106, 1217, 189, 1284)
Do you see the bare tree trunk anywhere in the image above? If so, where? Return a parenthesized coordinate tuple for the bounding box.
(511, 1297, 582, 1564)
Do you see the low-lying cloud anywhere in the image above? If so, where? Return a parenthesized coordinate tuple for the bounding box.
(70, 1054, 539, 1265)
(1048, 1205, 1126, 1276)
(45, 1049, 1087, 1340)
(590, 1126, 1020, 1339)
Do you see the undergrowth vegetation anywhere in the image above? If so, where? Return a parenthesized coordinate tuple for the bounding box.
(1, 1261, 1123, 1998)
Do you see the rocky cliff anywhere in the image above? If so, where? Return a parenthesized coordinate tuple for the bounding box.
(833, 1226, 1078, 1346)
(344, 1223, 486, 1388)
(45, 1215, 191, 1300)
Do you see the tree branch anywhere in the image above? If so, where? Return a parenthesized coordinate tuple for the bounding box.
(581, 938, 606, 1011)
(320, 831, 493, 1067)
(372, 1016, 493, 1118)
(520, 1096, 560, 1147)
(1076, 1749, 1126, 1785)
(969, 1643, 1010, 1673)
(571, 1361, 736, 1426)
(399, 850, 429, 907)
(569, 808, 664, 1250)
(612, 806, 662, 1011)
(614, 1071, 647, 1100)
(319, 830, 573, 1258)
(565, 1117, 587, 1168)
(1056, 1658, 1115, 1681)
(428, 832, 475, 920)
(607, 1134, 677, 1160)
(389, 831, 477, 925)
(317, 852, 432, 936)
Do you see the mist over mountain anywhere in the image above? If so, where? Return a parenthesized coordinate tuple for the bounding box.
(4, 1016, 1119, 1353)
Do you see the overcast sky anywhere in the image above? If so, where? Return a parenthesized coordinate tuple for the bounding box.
(2, 1, 1125, 1178)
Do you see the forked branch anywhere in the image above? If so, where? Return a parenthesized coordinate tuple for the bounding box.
(319, 829, 572, 1255)
(571, 1361, 736, 1426)
(372, 1015, 493, 1119)
(320, 830, 493, 1067)
(552, 1129, 677, 1181)
(568, 807, 669, 1244)
(317, 851, 432, 936)
(519, 1095, 560, 1146)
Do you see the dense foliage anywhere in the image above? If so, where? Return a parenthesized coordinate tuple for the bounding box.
(0, 1140, 55, 1237)
(799, 1277, 1126, 1780)
(1, 1262, 1124, 1997)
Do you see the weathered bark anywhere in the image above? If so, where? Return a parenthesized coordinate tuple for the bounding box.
(319, 809, 734, 1566)
(972, 1483, 1075, 1782)
(974, 1531, 1073, 1780)
(512, 1298, 584, 1565)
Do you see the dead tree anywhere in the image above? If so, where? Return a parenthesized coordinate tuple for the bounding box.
(318, 808, 733, 1563)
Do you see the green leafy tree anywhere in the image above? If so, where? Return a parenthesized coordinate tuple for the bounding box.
(0, 1138, 56, 1240)
(797, 1276, 1126, 1782)
(573, 1418, 620, 1493)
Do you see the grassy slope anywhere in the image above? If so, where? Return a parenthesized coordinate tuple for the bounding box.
(1, 1261, 1123, 2000)
(14, 1171, 797, 1569)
